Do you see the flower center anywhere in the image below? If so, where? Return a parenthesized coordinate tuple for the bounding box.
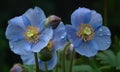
(76, 24, 94, 42)
(24, 26, 39, 43)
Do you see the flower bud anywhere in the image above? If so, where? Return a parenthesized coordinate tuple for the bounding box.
(10, 63, 28, 72)
(39, 47, 52, 61)
(45, 15, 61, 29)
(10, 64, 23, 72)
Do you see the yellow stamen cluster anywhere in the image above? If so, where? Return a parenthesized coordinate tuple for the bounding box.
(76, 24, 94, 42)
(24, 26, 39, 43)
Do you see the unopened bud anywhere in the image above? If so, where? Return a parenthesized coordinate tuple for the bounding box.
(39, 47, 52, 61)
(45, 15, 61, 29)
(10, 63, 28, 72)
(10, 64, 23, 72)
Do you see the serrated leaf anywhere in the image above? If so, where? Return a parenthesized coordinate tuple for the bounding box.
(116, 52, 120, 70)
(99, 65, 111, 70)
(73, 65, 94, 72)
(96, 50, 116, 67)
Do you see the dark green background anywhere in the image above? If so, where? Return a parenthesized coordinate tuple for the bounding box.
(0, 0, 120, 72)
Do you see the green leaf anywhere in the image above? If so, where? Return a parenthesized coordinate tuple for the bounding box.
(23, 65, 36, 72)
(99, 65, 111, 70)
(96, 50, 116, 67)
(72, 65, 94, 72)
(116, 52, 120, 70)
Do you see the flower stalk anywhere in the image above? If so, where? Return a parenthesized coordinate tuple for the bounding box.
(62, 42, 71, 72)
(44, 62, 48, 72)
(69, 48, 75, 72)
(34, 53, 39, 72)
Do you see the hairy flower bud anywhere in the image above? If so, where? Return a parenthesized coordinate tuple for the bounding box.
(45, 15, 61, 29)
(10, 64, 23, 72)
(39, 47, 52, 61)
(10, 63, 28, 72)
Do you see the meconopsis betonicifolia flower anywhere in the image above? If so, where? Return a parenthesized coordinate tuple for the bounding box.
(21, 21, 67, 71)
(66, 7, 111, 57)
(6, 6, 53, 55)
(38, 22, 67, 71)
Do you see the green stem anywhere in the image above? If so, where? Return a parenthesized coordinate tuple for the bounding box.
(34, 53, 39, 72)
(69, 49, 75, 72)
(44, 62, 48, 72)
(104, 0, 107, 26)
(55, 51, 58, 72)
(62, 42, 71, 72)
(55, 63, 58, 72)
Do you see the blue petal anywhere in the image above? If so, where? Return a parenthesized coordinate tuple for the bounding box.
(22, 15, 31, 27)
(23, 6, 46, 27)
(39, 20, 46, 33)
(31, 28, 53, 52)
(88, 10, 102, 29)
(71, 7, 91, 29)
(39, 51, 57, 71)
(53, 22, 66, 40)
(20, 53, 35, 65)
(9, 40, 31, 55)
(52, 22, 67, 50)
(93, 26, 111, 50)
(75, 40, 98, 57)
(52, 37, 67, 50)
(66, 25, 82, 48)
(6, 16, 25, 41)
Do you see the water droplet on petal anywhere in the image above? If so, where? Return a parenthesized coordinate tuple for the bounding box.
(61, 36, 64, 39)
(99, 28, 102, 31)
(106, 33, 110, 36)
(107, 41, 111, 44)
(61, 33, 66, 38)
(10, 45, 13, 48)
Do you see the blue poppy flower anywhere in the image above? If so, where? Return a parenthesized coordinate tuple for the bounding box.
(6, 6, 53, 55)
(66, 7, 111, 57)
(39, 22, 67, 71)
(20, 22, 67, 71)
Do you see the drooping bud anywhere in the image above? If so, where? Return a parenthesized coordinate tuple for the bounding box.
(45, 15, 61, 29)
(10, 64, 25, 72)
(39, 47, 52, 61)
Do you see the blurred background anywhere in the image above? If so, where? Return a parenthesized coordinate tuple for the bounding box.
(0, 0, 120, 72)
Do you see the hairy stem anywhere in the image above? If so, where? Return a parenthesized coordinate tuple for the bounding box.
(69, 49, 75, 72)
(34, 53, 39, 72)
(62, 42, 71, 72)
(44, 62, 48, 72)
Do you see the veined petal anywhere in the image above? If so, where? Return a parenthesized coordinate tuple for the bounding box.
(94, 26, 111, 50)
(89, 10, 102, 29)
(52, 22, 67, 50)
(39, 51, 57, 71)
(23, 6, 46, 27)
(71, 7, 91, 29)
(9, 40, 31, 55)
(6, 16, 25, 41)
(22, 15, 31, 27)
(75, 40, 98, 57)
(20, 53, 35, 65)
(53, 22, 66, 40)
(52, 38, 67, 50)
(66, 25, 82, 48)
(31, 28, 53, 52)
(39, 20, 46, 33)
